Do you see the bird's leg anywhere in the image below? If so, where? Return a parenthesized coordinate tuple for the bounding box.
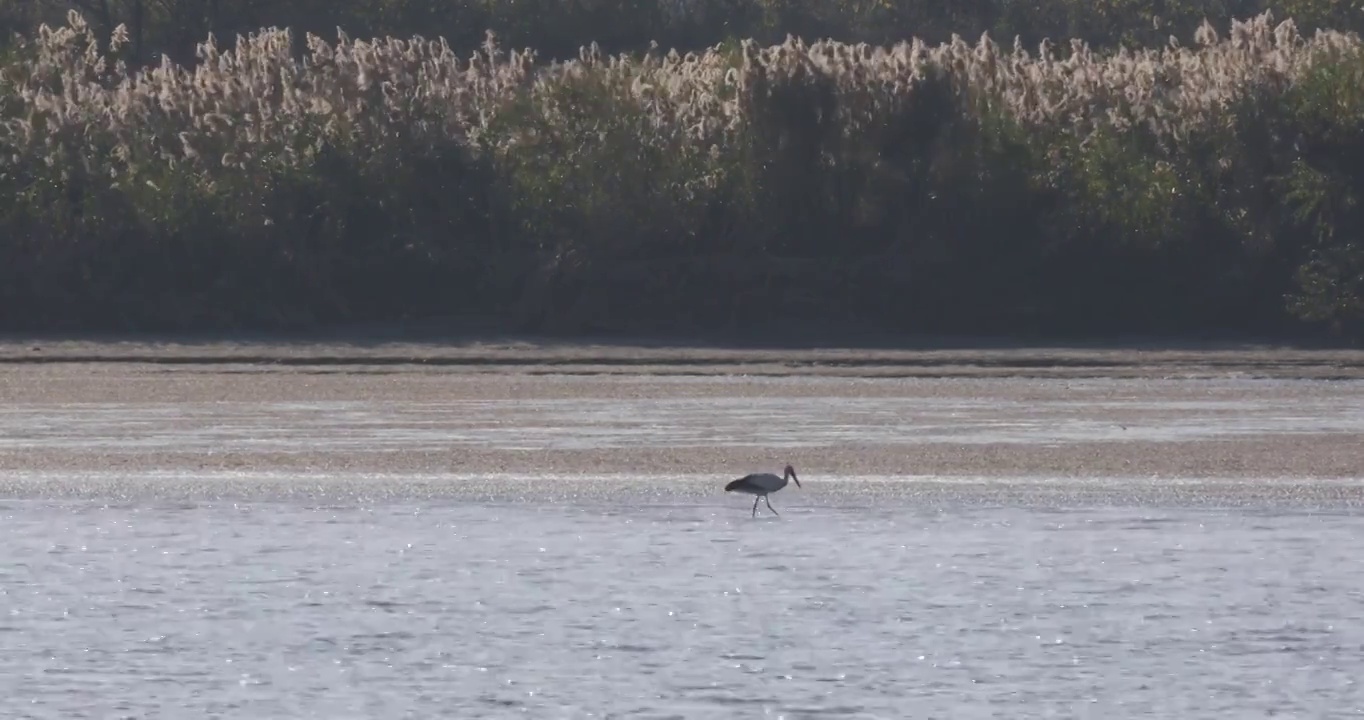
(751, 496, 760, 518)
(764, 495, 779, 516)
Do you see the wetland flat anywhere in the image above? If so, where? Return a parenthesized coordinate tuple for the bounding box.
(1, 340, 1362, 718)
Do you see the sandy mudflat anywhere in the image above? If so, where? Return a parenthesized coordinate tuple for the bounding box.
(4, 335, 1364, 378)
(0, 338, 1362, 498)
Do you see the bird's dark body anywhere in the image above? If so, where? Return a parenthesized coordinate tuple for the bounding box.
(724, 474, 778, 494)
(725, 465, 800, 516)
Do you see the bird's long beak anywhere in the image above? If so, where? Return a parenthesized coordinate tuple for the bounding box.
(792, 472, 801, 488)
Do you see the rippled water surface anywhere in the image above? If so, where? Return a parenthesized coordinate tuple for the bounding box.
(3, 374, 1364, 718)
(3, 498, 1363, 719)
(3, 376, 1364, 453)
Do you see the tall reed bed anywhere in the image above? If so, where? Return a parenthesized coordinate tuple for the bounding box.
(3, 11, 1364, 337)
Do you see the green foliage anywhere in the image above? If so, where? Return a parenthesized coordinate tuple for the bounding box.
(1275, 55, 1364, 338)
(7, 10, 1364, 340)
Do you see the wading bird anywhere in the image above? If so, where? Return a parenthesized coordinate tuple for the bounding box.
(725, 464, 801, 517)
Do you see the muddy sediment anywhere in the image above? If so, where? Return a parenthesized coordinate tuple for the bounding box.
(4, 336, 1364, 378)
(1, 340, 1362, 492)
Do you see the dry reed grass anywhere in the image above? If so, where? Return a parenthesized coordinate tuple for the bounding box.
(6, 11, 1354, 186)
(1, 10, 1363, 335)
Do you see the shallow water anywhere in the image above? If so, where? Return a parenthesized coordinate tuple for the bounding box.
(3, 374, 1364, 717)
(3, 377, 1364, 454)
(2, 499, 1362, 719)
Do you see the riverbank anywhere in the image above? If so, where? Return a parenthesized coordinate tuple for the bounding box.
(3, 336, 1364, 379)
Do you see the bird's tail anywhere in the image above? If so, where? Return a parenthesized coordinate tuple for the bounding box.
(724, 478, 745, 492)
